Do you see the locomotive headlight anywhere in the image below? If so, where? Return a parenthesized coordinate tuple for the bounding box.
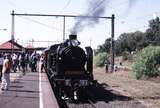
(59, 57, 62, 60)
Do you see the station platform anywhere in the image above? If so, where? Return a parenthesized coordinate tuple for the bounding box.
(0, 71, 59, 108)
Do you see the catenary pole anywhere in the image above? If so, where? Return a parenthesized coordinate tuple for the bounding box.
(63, 16, 65, 41)
(111, 14, 115, 72)
(11, 10, 15, 54)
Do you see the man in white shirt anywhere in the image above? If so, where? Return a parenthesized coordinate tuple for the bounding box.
(1, 54, 12, 90)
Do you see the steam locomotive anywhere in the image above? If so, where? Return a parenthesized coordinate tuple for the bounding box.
(44, 34, 97, 100)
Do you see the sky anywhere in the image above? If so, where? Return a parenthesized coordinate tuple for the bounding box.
(0, 0, 160, 49)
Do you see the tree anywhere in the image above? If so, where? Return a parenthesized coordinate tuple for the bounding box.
(94, 52, 108, 67)
(145, 17, 160, 46)
(115, 31, 145, 55)
(96, 38, 111, 54)
(95, 17, 160, 55)
(132, 46, 160, 79)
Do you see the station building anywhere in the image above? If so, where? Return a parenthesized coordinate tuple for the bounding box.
(0, 40, 46, 54)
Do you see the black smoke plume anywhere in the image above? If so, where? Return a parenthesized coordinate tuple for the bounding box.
(70, 0, 109, 34)
(128, 0, 137, 9)
(125, 0, 138, 15)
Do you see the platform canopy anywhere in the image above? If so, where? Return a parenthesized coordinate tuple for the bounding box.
(0, 40, 23, 52)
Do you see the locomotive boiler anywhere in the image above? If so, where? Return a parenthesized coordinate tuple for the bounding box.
(44, 34, 97, 100)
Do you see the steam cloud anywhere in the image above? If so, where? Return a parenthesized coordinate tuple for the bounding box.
(70, 0, 109, 34)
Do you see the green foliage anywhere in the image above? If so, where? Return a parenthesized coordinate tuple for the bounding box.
(115, 31, 145, 55)
(122, 51, 130, 60)
(94, 17, 160, 79)
(145, 17, 160, 46)
(96, 31, 145, 55)
(96, 17, 160, 56)
(132, 46, 160, 79)
(96, 38, 111, 54)
(94, 52, 108, 67)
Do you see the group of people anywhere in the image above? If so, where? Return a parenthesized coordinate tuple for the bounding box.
(0, 51, 45, 91)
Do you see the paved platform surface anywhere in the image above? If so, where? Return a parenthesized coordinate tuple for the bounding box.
(0, 71, 59, 108)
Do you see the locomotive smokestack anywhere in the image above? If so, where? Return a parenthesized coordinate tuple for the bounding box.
(68, 34, 80, 46)
(69, 34, 77, 40)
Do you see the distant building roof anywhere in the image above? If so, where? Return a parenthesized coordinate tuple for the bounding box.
(0, 40, 46, 53)
(0, 40, 23, 50)
(26, 43, 33, 48)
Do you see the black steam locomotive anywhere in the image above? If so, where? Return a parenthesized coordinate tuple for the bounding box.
(44, 35, 97, 100)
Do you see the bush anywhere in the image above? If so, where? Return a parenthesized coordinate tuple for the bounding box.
(122, 51, 131, 61)
(94, 52, 108, 67)
(132, 46, 160, 79)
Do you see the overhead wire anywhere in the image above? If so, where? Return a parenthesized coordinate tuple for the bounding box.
(17, 16, 63, 32)
(6, 0, 159, 39)
(6, 0, 26, 13)
(92, 1, 160, 35)
(51, 0, 72, 33)
(124, 11, 160, 23)
(85, 0, 158, 36)
(6, 0, 66, 32)
(87, 0, 127, 16)
(6, 0, 147, 29)
(88, 0, 129, 17)
(116, 11, 160, 33)
(5, 0, 65, 46)
(88, 0, 106, 16)
(59, 0, 72, 14)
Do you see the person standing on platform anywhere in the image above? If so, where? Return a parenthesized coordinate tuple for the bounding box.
(1, 54, 12, 91)
(0, 53, 4, 82)
(39, 53, 44, 72)
(25, 53, 29, 71)
(12, 53, 18, 73)
(31, 51, 38, 72)
(20, 52, 26, 75)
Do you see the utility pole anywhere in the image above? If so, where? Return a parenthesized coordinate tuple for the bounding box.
(63, 16, 65, 41)
(11, 10, 15, 54)
(110, 14, 115, 72)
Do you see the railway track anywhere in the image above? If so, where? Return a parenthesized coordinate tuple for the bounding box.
(87, 99, 97, 108)
(54, 83, 148, 108)
(53, 86, 98, 108)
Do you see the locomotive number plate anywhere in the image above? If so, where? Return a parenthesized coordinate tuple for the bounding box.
(65, 71, 84, 75)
